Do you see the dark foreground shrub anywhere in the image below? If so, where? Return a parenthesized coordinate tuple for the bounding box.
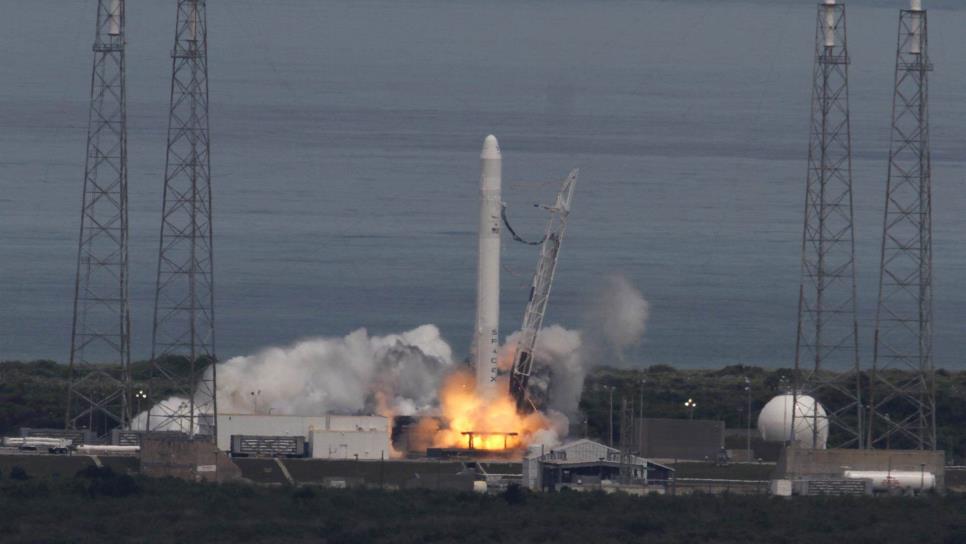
(9, 466, 28, 481)
(75, 465, 140, 498)
(503, 483, 526, 505)
(292, 486, 316, 501)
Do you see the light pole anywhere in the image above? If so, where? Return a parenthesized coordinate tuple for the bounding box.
(778, 375, 791, 443)
(685, 398, 696, 420)
(607, 386, 615, 447)
(250, 390, 262, 414)
(744, 377, 752, 458)
(639, 379, 646, 454)
(178, 401, 188, 434)
(134, 389, 148, 427)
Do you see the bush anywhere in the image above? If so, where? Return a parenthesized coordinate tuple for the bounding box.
(9, 466, 28, 481)
(292, 486, 315, 501)
(75, 466, 140, 498)
(502, 483, 526, 505)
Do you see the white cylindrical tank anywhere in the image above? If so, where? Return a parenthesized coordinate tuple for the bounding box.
(823, 1, 836, 49)
(76, 445, 140, 454)
(108, 0, 121, 36)
(757, 393, 829, 449)
(474, 135, 502, 397)
(908, 2, 923, 55)
(844, 470, 935, 491)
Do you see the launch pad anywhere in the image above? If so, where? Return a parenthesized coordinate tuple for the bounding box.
(460, 431, 520, 450)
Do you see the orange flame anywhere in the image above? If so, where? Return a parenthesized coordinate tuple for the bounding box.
(432, 369, 552, 451)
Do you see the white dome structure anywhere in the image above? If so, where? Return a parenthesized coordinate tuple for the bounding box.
(757, 393, 828, 449)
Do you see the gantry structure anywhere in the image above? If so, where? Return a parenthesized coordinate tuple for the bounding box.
(793, 0, 863, 449)
(869, 0, 935, 451)
(148, 0, 217, 439)
(66, 0, 132, 437)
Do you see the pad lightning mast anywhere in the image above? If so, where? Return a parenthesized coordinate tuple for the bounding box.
(508, 170, 578, 412)
(65, 0, 132, 436)
(869, 0, 935, 450)
(148, 0, 217, 438)
(792, 0, 863, 449)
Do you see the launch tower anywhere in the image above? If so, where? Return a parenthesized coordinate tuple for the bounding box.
(508, 169, 578, 412)
(148, 0, 217, 438)
(792, 0, 863, 449)
(65, 0, 132, 436)
(869, 0, 935, 450)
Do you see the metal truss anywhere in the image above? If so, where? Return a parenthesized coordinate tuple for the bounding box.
(147, 0, 217, 439)
(66, 0, 131, 437)
(793, 1, 863, 449)
(508, 170, 578, 412)
(869, 5, 935, 451)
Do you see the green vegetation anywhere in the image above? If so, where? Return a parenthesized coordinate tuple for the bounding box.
(0, 358, 189, 434)
(0, 470, 964, 543)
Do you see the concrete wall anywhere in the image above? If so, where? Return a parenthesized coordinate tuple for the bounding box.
(776, 445, 946, 491)
(140, 436, 241, 482)
(309, 429, 390, 460)
(216, 414, 327, 451)
(640, 418, 724, 461)
(328, 416, 387, 432)
(215, 414, 388, 451)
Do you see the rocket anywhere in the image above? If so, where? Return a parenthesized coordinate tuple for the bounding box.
(474, 135, 502, 397)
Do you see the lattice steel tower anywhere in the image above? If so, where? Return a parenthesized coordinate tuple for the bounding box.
(792, 0, 863, 449)
(869, 0, 935, 451)
(66, 0, 131, 436)
(147, 0, 217, 438)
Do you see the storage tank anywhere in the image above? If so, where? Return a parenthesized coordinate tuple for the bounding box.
(844, 470, 935, 491)
(757, 394, 828, 449)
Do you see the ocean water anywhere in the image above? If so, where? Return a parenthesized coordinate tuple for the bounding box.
(1, 0, 966, 369)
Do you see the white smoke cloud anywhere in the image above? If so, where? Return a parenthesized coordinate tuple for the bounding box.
(588, 274, 649, 357)
(138, 275, 649, 451)
(498, 274, 650, 420)
(216, 325, 453, 417)
(130, 396, 193, 432)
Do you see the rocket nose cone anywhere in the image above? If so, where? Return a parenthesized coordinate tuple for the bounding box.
(481, 134, 501, 159)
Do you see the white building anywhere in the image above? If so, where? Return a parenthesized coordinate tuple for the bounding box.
(523, 439, 664, 491)
(309, 429, 390, 460)
(215, 414, 389, 457)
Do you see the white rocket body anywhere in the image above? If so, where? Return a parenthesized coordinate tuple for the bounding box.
(474, 135, 502, 397)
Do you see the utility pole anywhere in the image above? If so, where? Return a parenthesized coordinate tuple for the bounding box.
(65, 0, 131, 438)
(148, 0, 217, 439)
(607, 386, 614, 447)
(638, 379, 645, 454)
(869, 0, 936, 451)
(793, 0, 863, 449)
(745, 377, 752, 458)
